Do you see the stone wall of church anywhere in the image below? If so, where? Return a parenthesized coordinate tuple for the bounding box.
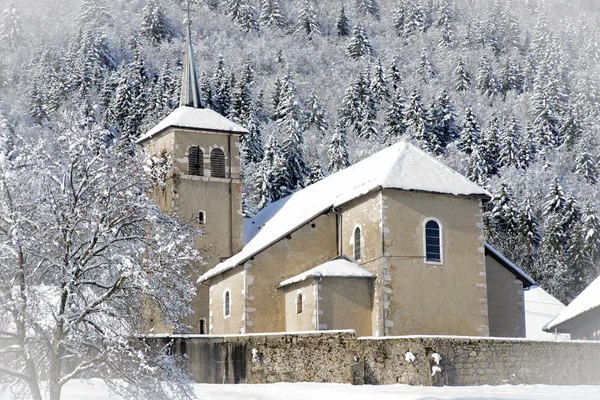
(161, 331, 600, 385)
(381, 189, 489, 336)
(485, 255, 526, 337)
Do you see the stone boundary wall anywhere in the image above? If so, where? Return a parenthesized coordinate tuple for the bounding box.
(148, 331, 600, 386)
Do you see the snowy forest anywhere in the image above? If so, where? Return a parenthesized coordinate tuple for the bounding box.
(1, 0, 600, 307)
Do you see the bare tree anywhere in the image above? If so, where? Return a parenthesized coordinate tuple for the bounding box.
(0, 114, 199, 400)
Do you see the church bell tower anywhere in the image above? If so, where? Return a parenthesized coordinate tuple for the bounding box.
(136, 3, 246, 333)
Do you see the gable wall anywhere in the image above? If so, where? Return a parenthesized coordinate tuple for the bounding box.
(382, 189, 489, 336)
(485, 255, 525, 337)
(229, 212, 338, 334)
(282, 280, 317, 332)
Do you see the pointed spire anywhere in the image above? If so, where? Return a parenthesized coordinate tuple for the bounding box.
(180, 1, 203, 108)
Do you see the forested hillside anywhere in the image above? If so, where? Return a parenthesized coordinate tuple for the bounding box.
(1, 0, 600, 303)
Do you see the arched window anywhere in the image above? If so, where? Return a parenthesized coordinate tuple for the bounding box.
(210, 148, 226, 178)
(425, 219, 442, 263)
(188, 146, 204, 176)
(224, 290, 230, 317)
(296, 294, 303, 314)
(354, 226, 362, 260)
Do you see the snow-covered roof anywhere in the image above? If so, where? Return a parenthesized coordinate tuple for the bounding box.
(277, 256, 376, 288)
(545, 274, 600, 331)
(524, 285, 568, 340)
(136, 106, 248, 144)
(484, 242, 535, 287)
(200, 141, 490, 282)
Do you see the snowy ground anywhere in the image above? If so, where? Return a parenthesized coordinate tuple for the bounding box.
(9, 380, 598, 400)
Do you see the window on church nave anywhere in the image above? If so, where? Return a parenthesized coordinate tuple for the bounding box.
(211, 148, 226, 178)
(224, 290, 230, 317)
(354, 227, 362, 260)
(188, 146, 204, 176)
(425, 219, 442, 263)
(296, 294, 303, 314)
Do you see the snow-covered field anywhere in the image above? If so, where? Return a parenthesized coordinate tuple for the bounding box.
(8, 380, 599, 400)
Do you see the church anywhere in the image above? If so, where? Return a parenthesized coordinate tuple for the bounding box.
(137, 17, 535, 339)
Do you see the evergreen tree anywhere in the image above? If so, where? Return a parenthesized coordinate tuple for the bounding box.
(276, 71, 304, 142)
(402, 0, 426, 37)
(392, 0, 406, 36)
(387, 56, 402, 92)
(200, 72, 215, 110)
(370, 59, 390, 103)
(356, 0, 380, 20)
(77, 0, 112, 28)
(480, 117, 501, 176)
(336, 5, 350, 37)
(558, 109, 582, 149)
(213, 55, 232, 116)
(498, 117, 524, 169)
(339, 72, 377, 139)
(141, 0, 174, 44)
(518, 197, 541, 255)
(295, 0, 321, 37)
(306, 161, 326, 185)
(382, 90, 406, 145)
(271, 77, 283, 120)
(0, 1, 24, 51)
(304, 90, 329, 134)
(543, 177, 567, 217)
(458, 106, 480, 155)
(238, 3, 260, 33)
(476, 55, 499, 97)
(488, 182, 520, 236)
(259, 0, 285, 29)
(327, 124, 351, 174)
(253, 135, 289, 210)
(437, 0, 454, 48)
(574, 152, 598, 185)
(453, 57, 471, 92)
(346, 23, 374, 59)
(435, 90, 460, 146)
(416, 48, 435, 83)
(402, 89, 429, 145)
(466, 144, 490, 186)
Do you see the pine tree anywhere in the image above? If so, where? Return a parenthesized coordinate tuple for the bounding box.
(259, 0, 285, 29)
(0, 1, 24, 51)
(466, 144, 490, 186)
(543, 177, 567, 217)
(336, 5, 350, 37)
(304, 90, 329, 134)
(480, 117, 501, 176)
(295, 0, 321, 37)
(339, 73, 377, 139)
(370, 59, 390, 103)
(488, 182, 520, 236)
(141, 0, 174, 44)
(276, 71, 304, 142)
(253, 135, 290, 210)
(346, 23, 374, 59)
(402, 89, 428, 145)
(574, 152, 598, 185)
(382, 90, 406, 145)
(327, 124, 351, 174)
(213, 55, 232, 116)
(498, 117, 524, 169)
(416, 48, 435, 83)
(558, 109, 582, 150)
(453, 57, 471, 92)
(387, 56, 402, 92)
(238, 3, 260, 33)
(271, 77, 283, 120)
(401, 0, 426, 37)
(437, 0, 454, 48)
(356, 0, 380, 20)
(200, 72, 215, 110)
(306, 161, 326, 185)
(435, 90, 460, 146)
(77, 0, 112, 28)
(392, 0, 406, 36)
(476, 55, 499, 97)
(518, 197, 541, 254)
(458, 106, 480, 155)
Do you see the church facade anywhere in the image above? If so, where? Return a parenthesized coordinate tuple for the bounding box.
(137, 17, 533, 338)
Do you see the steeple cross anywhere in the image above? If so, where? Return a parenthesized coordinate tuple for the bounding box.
(183, 0, 196, 26)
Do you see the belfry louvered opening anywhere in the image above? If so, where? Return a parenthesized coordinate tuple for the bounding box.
(211, 148, 226, 178)
(188, 146, 204, 176)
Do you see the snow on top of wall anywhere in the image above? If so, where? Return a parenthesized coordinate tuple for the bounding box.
(277, 257, 375, 288)
(545, 274, 600, 331)
(200, 141, 490, 283)
(524, 285, 569, 340)
(136, 106, 248, 143)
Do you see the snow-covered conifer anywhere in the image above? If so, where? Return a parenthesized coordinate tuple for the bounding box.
(543, 177, 567, 217)
(141, 0, 174, 44)
(77, 0, 112, 28)
(0, 1, 24, 51)
(454, 57, 471, 92)
(370, 59, 390, 103)
(327, 123, 351, 173)
(336, 5, 350, 37)
(356, 0, 380, 20)
(403, 89, 429, 145)
(458, 106, 480, 155)
(476, 55, 499, 97)
(259, 0, 285, 29)
(213, 55, 232, 116)
(417, 48, 435, 83)
(304, 90, 328, 134)
(387, 56, 403, 92)
(306, 161, 326, 185)
(346, 23, 374, 59)
(498, 117, 523, 169)
(295, 0, 321, 37)
(574, 152, 598, 185)
(382, 90, 406, 145)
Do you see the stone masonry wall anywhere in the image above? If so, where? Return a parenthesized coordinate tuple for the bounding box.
(155, 331, 600, 386)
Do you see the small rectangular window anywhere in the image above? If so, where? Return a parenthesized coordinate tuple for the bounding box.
(198, 211, 206, 225)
